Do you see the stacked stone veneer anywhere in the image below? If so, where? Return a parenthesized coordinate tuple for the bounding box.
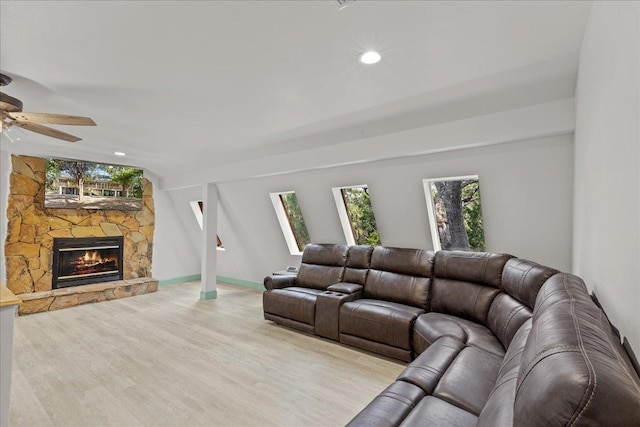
(4, 155, 156, 314)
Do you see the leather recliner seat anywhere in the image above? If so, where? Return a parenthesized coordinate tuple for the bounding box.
(263, 243, 348, 334)
(339, 247, 434, 362)
(262, 245, 640, 426)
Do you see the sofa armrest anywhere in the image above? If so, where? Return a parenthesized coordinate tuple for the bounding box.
(264, 275, 296, 291)
(327, 282, 363, 294)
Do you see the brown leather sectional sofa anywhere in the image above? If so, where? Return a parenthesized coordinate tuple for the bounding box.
(263, 244, 640, 426)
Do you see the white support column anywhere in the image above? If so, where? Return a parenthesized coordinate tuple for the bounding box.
(200, 183, 218, 300)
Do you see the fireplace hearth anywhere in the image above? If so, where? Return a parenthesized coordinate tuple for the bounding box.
(52, 236, 124, 289)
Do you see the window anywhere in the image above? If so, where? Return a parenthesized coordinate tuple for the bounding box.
(190, 200, 224, 249)
(423, 176, 485, 251)
(269, 191, 311, 255)
(332, 185, 381, 246)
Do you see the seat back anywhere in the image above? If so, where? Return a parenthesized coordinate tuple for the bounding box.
(430, 251, 513, 326)
(296, 244, 348, 290)
(476, 319, 532, 427)
(486, 258, 558, 348)
(363, 247, 434, 309)
(343, 245, 374, 285)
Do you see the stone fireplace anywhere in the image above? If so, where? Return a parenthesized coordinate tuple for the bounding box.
(52, 236, 124, 289)
(4, 155, 158, 315)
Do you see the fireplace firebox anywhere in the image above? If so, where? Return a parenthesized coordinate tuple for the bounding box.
(52, 236, 124, 289)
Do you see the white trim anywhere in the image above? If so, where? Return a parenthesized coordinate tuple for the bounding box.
(189, 200, 203, 229)
(422, 175, 479, 251)
(269, 191, 304, 256)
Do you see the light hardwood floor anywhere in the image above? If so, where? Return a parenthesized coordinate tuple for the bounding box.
(9, 282, 404, 427)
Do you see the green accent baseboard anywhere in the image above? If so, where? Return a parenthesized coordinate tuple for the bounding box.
(200, 289, 218, 300)
(216, 275, 264, 290)
(157, 274, 263, 291)
(159, 274, 202, 286)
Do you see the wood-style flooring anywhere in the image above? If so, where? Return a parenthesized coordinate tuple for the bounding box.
(9, 282, 404, 426)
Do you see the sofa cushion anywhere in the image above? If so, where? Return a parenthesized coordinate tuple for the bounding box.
(345, 381, 426, 427)
(326, 282, 362, 294)
(429, 251, 513, 325)
(296, 244, 348, 290)
(486, 293, 532, 348)
(399, 396, 478, 427)
(262, 287, 325, 326)
(364, 247, 434, 309)
(343, 245, 374, 285)
(497, 318, 532, 377)
(429, 278, 501, 326)
(433, 251, 514, 288)
(476, 319, 532, 427)
(515, 273, 640, 426)
(413, 312, 505, 357)
(340, 299, 425, 351)
(263, 274, 296, 291)
(433, 345, 503, 415)
(300, 243, 348, 266)
(475, 367, 519, 427)
(397, 336, 465, 394)
(501, 257, 558, 309)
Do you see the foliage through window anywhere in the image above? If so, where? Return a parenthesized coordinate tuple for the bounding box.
(424, 176, 485, 251)
(278, 192, 311, 252)
(269, 191, 311, 254)
(45, 158, 143, 210)
(337, 186, 381, 246)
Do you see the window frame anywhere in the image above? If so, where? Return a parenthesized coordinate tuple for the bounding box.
(269, 191, 310, 256)
(422, 174, 482, 251)
(190, 200, 224, 250)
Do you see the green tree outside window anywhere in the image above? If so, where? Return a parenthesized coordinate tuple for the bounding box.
(341, 187, 381, 246)
(279, 193, 311, 252)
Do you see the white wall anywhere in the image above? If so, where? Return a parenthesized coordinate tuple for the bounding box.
(160, 98, 575, 190)
(148, 177, 202, 281)
(573, 2, 640, 350)
(212, 135, 573, 283)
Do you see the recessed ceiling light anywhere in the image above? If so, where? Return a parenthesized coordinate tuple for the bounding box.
(360, 51, 381, 65)
(114, 151, 126, 156)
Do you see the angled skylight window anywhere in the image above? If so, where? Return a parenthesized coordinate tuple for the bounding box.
(332, 185, 381, 246)
(190, 200, 224, 249)
(423, 176, 485, 251)
(269, 191, 311, 255)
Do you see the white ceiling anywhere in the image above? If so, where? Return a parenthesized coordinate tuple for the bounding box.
(0, 1, 591, 182)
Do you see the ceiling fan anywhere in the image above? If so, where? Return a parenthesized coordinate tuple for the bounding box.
(0, 72, 96, 143)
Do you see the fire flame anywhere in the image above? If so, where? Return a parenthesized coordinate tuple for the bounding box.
(76, 250, 117, 268)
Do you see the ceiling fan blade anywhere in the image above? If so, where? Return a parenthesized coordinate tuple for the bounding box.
(7, 112, 96, 126)
(0, 92, 23, 112)
(14, 121, 82, 142)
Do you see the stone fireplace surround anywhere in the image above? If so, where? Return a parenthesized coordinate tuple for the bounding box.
(4, 155, 158, 315)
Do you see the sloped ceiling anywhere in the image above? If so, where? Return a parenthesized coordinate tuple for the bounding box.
(0, 1, 591, 185)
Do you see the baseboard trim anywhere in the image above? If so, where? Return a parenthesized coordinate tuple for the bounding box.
(159, 274, 202, 286)
(217, 275, 264, 291)
(158, 274, 264, 291)
(200, 289, 218, 300)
